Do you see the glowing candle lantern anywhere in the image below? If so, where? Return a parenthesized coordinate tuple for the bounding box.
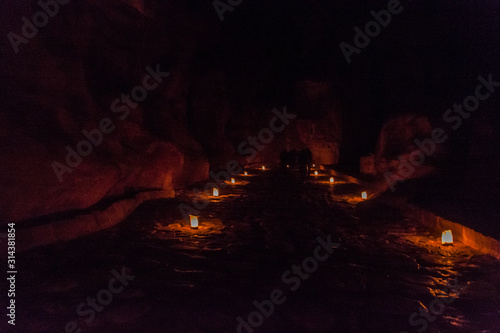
(262, 166, 266, 170)
(213, 188, 219, 196)
(330, 177, 334, 183)
(189, 215, 199, 229)
(442, 230, 453, 245)
(312, 164, 315, 167)
(244, 171, 248, 176)
(230, 178, 235, 184)
(361, 191, 368, 200)
(314, 171, 318, 176)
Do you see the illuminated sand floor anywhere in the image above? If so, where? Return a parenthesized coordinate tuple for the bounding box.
(4, 167, 500, 333)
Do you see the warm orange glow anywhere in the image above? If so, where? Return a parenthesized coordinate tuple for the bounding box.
(189, 215, 199, 229)
(330, 177, 334, 183)
(244, 171, 248, 176)
(230, 178, 235, 184)
(213, 188, 219, 196)
(286, 164, 289, 168)
(361, 191, 367, 199)
(262, 166, 266, 170)
(314, 171, 318, 176)
(442, 230, 453, 245)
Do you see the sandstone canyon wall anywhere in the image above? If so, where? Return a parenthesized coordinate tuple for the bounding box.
(0, 0, 214, 224)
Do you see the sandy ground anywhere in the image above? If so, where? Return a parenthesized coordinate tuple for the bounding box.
(2, 167, 500, 333)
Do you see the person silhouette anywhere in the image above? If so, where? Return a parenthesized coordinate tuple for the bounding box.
(304, 148, 312, 176)
(289, 149, 298, 168)
(298, 148, 311, 182)
(279, 149, 288, 169)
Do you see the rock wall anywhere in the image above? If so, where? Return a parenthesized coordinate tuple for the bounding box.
(294, 80, 342, 165)
(0, 0, 211, 224)
(374, 114, 437, 178)
(0, 0, 347, 227)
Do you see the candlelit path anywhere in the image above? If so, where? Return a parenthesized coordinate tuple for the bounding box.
(4, 167, 500, 333)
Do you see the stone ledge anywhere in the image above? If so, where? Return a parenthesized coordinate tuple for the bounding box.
(358, 194, 500, 260)
(15, 189, 174, 253)
(402, 203, 500, 260)
(321, 165, 363, 185)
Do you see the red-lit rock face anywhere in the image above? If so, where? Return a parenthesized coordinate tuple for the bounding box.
(294, 80, 342, 165)
(2, 0, 499, 233)
(374, 114, 437, 178)
(0, 0, 210, 224)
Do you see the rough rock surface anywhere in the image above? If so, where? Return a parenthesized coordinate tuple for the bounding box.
(374, 114, 436, 177)
(0, 0, 213, 224)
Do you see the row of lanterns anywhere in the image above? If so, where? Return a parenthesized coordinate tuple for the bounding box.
(305, 166, 453, 246)
(189, 167, 370, 229)
(313, 169, 368, 200)
(190, 166, 454, 247)
(189, 169, 253, 229)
